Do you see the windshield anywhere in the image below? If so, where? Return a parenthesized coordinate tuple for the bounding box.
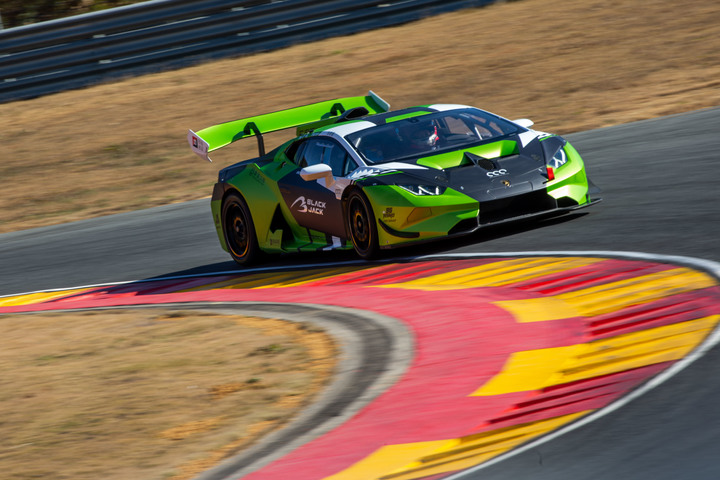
(346, 108, 522, 164)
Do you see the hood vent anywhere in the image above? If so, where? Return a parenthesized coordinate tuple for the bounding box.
(463, 151, 497, 171)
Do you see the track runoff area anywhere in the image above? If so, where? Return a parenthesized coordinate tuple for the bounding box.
(2, 251, 720, 480)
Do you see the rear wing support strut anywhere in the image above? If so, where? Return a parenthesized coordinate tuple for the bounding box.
(243, 122, 265, 157)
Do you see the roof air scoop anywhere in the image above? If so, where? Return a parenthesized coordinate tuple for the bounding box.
(335, 106, 370, 123)
(464, 151, 497, 170)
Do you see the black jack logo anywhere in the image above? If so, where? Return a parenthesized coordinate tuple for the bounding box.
(291, 196, 326, 215)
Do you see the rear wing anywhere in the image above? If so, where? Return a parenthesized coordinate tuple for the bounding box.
(188, 91, 390, 162)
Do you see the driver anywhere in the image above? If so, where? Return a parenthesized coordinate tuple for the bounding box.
(407, 121, 440, 151)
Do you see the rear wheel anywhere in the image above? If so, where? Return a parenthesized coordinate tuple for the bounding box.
(221, 192, 261, 266)
(346, 190, 379, 260)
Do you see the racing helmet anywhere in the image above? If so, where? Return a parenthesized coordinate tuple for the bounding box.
(409, 121, 439, 149)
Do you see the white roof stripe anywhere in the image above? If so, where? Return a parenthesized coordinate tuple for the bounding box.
(323, 120, 376, 137)
(426, 104, 472, 111)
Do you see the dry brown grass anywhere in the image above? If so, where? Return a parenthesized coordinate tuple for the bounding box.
(0, 0, 718, 233)
(0, 309, 336, 480)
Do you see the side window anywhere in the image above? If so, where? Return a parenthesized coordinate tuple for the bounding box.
(296, 138, 356, 176)
(287, 140, 308, 166)
(327, 144, 354, 176)
(301, 140, 327, 168)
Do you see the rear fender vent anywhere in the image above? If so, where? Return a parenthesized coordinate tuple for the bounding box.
(269, 205, 293, 247)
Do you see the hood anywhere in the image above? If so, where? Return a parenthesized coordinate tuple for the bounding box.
(416, 140, 520, 169)
(356, 133, 565, 202)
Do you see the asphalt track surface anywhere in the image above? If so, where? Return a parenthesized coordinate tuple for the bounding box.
(2, 106, 719, 478)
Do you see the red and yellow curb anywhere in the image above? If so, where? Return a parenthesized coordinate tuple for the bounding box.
(2, 256, 719, 479)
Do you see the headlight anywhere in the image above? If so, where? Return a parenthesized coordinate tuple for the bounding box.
(397, 184, 447, 196)
(550, 147, 568, 169)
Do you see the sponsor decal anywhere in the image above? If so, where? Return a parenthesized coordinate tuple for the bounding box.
(249, 168, 265, 185)
(549, 148, 568, 168)
(291, 196, 326, 215)
(518, 130, 553, 147)
(192, 136, 199, 148)
(348, 168, 399, 180)
(382, 207, 396, 222)
(486, 169, 508, 178)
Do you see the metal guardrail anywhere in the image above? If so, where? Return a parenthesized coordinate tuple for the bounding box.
(0, 0, 495, 104)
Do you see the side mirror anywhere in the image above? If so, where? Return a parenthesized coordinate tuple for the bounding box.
(300, 163, 335, 187)
(513, 118, 534, 129)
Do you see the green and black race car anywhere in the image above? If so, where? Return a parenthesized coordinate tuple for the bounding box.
(188, 92, 599, 265)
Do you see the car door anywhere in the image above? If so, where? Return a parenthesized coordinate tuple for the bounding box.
(277, 137, 356, 239)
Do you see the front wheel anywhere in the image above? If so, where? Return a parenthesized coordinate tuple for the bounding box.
(221, 192, 261, 266)
(346, 190, 379, 260)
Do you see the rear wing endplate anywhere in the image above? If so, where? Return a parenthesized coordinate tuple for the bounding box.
(188, 91, 389, 162)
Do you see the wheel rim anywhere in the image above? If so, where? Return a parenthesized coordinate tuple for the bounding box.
(225, 203, 249, 258)
(349, 196, 371, 252)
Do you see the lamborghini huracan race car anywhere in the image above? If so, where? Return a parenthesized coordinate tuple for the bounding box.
(188, 91, 599, 265)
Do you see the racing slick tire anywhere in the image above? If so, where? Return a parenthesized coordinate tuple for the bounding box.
(346, 190, 379, 260)
(221, 192, 262, 266)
